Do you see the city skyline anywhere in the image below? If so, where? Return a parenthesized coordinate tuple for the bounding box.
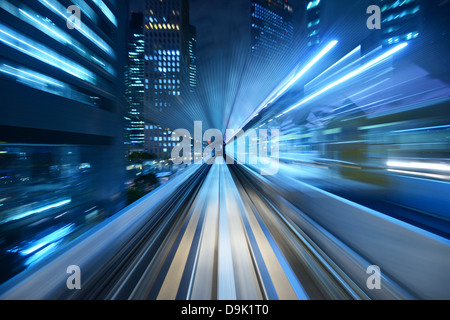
(127, 0, 301, 144)
(0, 0, 449, 304)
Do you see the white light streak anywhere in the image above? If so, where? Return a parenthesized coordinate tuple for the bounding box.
(281, 42, 408, 116)
(2, 64, 64, 87)
(265, 40, 338, 106)
(387, 161, 450, 172)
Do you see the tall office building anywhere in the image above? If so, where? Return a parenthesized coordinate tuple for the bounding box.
(144, 123, 177, 159)
(143, 0, 196, 158)
(125, 12, 145, 152)
(250, 0, 294, 61)
(144, 0, 195, 110)
(0, 0, 128, 224)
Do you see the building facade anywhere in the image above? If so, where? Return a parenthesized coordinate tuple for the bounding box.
(144, 123, 179, 159)
(250, 0, 294, 61)
(0, 0, 128, 226)
(143, 0, 196, 158)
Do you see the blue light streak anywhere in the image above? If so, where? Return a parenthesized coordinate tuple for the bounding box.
(39, 0, 113, 56)
(265, 40, 338, 107)
(1, 199, 72, 224)
(18, 9, 72, 45)
(20, 224, 74, 255)
(92, 0, 118, 27)
(0, 67, 46, 87)
(1, 64, 64, 87)
(235, 41, 339, 138)
(278, 42, 408, 117)
(0, 25, 94, 82)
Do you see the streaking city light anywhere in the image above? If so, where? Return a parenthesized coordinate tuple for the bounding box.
(92, 0, 118, 27)
(234, 40, 339, 140)
(387, 160, 450, 172)
(18, 9, 73, 45)
(0, 66, 46, 87)
(0, 64, 64, 87)
(265, 40, 338, 107)
(278, 42, 408, 117)
(20, 224, 74, 255)
(0, 24, 95, 82)
(0, 1, 114, 75)
(39, 0, 114, 57)
(1, 199, 72, 224)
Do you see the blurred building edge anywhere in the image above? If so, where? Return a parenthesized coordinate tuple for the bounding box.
(0, 0, 128, 218)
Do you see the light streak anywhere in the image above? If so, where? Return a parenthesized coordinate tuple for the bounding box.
(265, 40, 338, 107)
(279, 42, 408, 117)
(1, 199, 72, 224)
(387, 161, 450, 172)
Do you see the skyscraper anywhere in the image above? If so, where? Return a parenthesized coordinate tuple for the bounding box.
(0, 1, 127, 223)
(143, 0, 196, 158)
(144, 0, 195, 110)
(125, 12, 146, 152)
(144, 0, 183, 114)
(250, 0, 294, 61)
